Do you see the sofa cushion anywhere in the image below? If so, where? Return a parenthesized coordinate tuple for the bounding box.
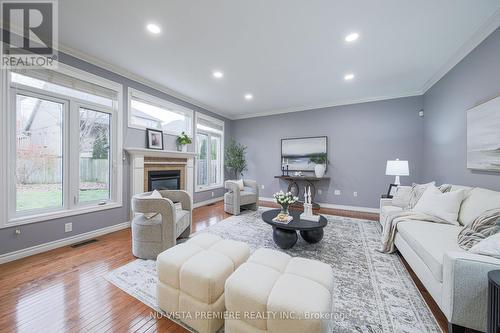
(391, 186, 412, 208)
(459, 187, 500, 226)
(413, 186, 464, 224)
(470, 233, 500, 259)
(408, 182, 436, 208)
(396, 221, 464, 282)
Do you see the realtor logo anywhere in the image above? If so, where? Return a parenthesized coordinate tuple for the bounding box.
(1, 0, 58, 68)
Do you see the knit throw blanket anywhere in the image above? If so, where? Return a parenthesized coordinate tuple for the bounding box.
(457, 209, 500, 250)
(378, 210, 449, 253)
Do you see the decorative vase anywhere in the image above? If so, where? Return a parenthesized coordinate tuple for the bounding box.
(182, 145, 187, 152)
(314, 164, 326, 178)
(176, 144, 182, 152)
(280, 206, 289, 215)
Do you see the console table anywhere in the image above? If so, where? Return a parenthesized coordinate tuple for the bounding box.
(274, 175, 330, 209)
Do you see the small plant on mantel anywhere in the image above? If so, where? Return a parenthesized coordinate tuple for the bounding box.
(225, 139, 248, 179)
(176, 132, 192, 151)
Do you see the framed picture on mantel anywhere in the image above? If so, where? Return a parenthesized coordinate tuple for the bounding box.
(146, 128, 164, 150)
(467, 95, 500, 172)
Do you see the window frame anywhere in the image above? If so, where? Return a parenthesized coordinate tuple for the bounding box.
(127, 88, 194, 136)
(1, 63, 123, 228)
(195, 113, 224, 192)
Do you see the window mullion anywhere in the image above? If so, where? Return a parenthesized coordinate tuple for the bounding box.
(67, 101, 79, 209)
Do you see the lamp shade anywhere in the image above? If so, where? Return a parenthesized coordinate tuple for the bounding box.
(385, 159, 409, 176)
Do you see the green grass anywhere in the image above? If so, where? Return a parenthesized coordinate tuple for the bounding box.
(17, 190, 109, 211)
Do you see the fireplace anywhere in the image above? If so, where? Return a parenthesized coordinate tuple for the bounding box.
(148, 170, 181, 191)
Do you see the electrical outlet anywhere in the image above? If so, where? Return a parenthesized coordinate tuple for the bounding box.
(334, 190, 341, 196)
(261, 185, 265, 190)
(353, 191, 358, 197)
(65, 223, 72, 233)
(317, 189, 322, 195)
(211, 191, 214, 197)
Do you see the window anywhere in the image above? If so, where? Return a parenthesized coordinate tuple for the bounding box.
(195, 113, 224, 191)
(79, 107, 111, 203)
(128, 88, 193, 135)
(3, 64, 123, 225)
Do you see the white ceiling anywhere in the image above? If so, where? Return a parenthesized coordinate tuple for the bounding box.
(59, 0, 500, 119)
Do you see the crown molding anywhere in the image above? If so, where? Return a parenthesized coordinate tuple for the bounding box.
(229, 90, 423, 120)
(55, 8, 499, 122)
(57, 44, 233, 120)
(420, 8, 500, 94)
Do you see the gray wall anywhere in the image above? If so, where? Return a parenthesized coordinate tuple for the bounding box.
(231, 96, 424, 208)
(422, 27, 500, 190)
(0, 52, 230, 255)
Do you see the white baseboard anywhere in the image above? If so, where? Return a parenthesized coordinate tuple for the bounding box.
(193, 197, 224, 208)
(259, 197, 379, 214)
(0, 221, 131, 265)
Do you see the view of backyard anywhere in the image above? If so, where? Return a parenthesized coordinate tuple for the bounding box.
(15, 93, 111, 212)
(16, 183, 109, 211)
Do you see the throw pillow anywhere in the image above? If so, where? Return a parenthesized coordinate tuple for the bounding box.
(391, 186, 412, 208)
(413, 186, 465, 224)
(235, 179, 244, 191)
(407, 182, 436, 208)
(438, 184, 453, 193)
(458, 209, 500, 250)
(469, 232, 500, 259)
(144, 190, 163, 219)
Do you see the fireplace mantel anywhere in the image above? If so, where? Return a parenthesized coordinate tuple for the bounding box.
(124, 148, 195, 215)
(124, 147, 196, 159)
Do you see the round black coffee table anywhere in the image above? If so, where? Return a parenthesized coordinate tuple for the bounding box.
(262, 209, 327, 249)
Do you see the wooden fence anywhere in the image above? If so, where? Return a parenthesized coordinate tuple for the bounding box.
(17, 157, 108, 184)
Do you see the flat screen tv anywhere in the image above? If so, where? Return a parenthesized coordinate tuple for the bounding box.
(281, 136, 328, 172)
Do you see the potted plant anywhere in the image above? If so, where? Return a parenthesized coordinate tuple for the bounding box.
(225, 139, 247, 179)
(309, 153, 329, 178)
(176, 132, 192, 152)
(273, 190, 298, 215)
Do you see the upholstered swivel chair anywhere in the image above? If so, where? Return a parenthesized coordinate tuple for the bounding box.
(131, 190, 192, 259)
(224, 179, 259, 215)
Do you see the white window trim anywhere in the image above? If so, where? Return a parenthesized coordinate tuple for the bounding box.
(127, 88, 194, 136)
(0, 62, 123, 228)
(195, 112, 224, 192)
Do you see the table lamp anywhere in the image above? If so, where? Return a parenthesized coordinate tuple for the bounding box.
(385, 159, 409, 185)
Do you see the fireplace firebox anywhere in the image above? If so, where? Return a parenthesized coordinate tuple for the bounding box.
(148, 170, 181, 191)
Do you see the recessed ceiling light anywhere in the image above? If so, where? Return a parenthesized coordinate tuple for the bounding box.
(146, 23, 161, 34)
(345, 32, 359, 42)
(212, 71, 224, 79)
(244, 94, 253, 100)
(344, 73, 355, 81)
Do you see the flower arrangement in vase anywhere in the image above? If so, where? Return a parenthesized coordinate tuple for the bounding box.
(176, 132, 192, 152)
(273, 190, 298, 215)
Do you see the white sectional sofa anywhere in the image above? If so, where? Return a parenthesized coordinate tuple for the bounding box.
(380, 185, 500, 333)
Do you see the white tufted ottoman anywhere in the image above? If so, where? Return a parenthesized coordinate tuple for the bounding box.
(156, 233, 250, 333)
(225, 248, 334, 333)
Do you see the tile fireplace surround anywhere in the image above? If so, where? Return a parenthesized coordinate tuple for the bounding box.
(124, 148, 196, 213)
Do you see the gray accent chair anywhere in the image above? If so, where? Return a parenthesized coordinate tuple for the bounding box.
(131, 190, 192, 260)
(224, 179, 259, 215)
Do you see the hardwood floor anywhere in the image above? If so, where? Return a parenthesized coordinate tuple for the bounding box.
(0, 201, 449, 333)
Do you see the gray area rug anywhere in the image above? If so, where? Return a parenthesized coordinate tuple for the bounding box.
(106, 208, 442, 333)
